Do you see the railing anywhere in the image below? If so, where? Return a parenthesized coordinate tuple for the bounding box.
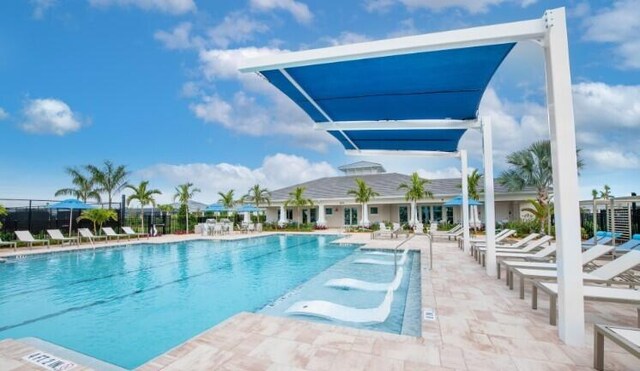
(393, 233, 415, 274)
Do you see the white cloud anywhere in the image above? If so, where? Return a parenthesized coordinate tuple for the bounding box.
(136, 153, 339, 203)
(364, 0, 536, 14)
(582, 0, 640, 69)
(321, 32, 371, 46)
(208, 13, 269, 48)
(387, 18, 420, 38)
(154, 22, 204, 50)
(0, 107, 8, 121)
(582, 149, 640, 170)
(250, 0, 313, 24)
(31, 0, 56, 19)
(198, 46, 287, 81)
(89, 0, 195, 14)
(417, 167, 462, 179)
(573, 82, 640, 129)
(20, 98, 85, 136)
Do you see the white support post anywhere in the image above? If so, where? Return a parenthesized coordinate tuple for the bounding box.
(410, 201, 417, 227)
(317, 205, 326, 227)
(543, 7, 584, 346)
(243, 212, 250, 224)
(460, 150, 471, 253)
(279, 205, 287, 226)
(362, 203, 370, 227)
(482, 118, 497, 277)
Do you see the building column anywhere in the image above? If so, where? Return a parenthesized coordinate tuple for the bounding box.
(243, 212, 250, 223)
(279, 205, 287, 226)
(362, 203, 370, 227)
(543, 7, 584, 346)
(410, 201, 416, 226)
(461, 150, 471, 253)
(482, 117, 497, 277)
(317, 205, 326, 227)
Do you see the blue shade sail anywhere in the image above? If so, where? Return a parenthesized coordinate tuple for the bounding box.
(258, 43, 515, 152)
(443, 195, 482, 206)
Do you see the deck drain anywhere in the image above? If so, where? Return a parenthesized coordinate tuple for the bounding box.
(23, 351, 76, 371)
(423, 308, 437, 321)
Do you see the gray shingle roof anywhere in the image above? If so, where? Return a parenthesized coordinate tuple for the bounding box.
(338, 161, 385, 171)
(269, 173, 533, 201)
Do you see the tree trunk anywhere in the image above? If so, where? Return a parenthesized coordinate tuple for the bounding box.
(140, 205, 145, 233)
(185, 206, 189, 234)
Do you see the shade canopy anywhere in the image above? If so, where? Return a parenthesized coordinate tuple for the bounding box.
(443, 195, 482, 206)
(48, 199, 94, 210)
(247, 42, 515, 152)
(236, 204, 262, 213)
(205, 203, 231, 212)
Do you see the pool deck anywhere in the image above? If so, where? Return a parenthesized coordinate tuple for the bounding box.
(1, 232, 638, 370)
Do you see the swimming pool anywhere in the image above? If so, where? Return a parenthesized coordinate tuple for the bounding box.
(0, 235, 419, 368)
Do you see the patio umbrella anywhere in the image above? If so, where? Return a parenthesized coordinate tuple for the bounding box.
(48, 199, 94, 235)
(236, 204, 262, 224)
(443, 195, 482, 206)
(204, 203, 230, 212)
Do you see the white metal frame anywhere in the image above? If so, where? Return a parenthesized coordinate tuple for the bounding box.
(240, 7, 584, 346)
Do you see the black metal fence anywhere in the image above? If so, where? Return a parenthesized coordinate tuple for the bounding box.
(580, 207, 640, 239)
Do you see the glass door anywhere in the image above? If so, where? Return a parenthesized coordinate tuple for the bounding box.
(344, 207, 358, 226)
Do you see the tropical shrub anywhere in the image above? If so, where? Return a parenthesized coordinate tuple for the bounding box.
(503, 219, 539, 237)
(77, 208, 118, 234)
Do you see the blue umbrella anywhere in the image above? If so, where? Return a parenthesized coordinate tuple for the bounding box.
(205, 203, 230, 212)
(236, 204, 261, 213)
(443, 195, 481, 207)
(48, 199, 94, 235)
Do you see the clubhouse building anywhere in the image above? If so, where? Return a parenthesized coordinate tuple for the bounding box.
(264, 161, 537, 228)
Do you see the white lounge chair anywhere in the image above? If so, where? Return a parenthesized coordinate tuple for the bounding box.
(372, 222, 394, 239)
(354, 248, 409, 266)
(468, 229, 516, 253)
(499, 244, 615, 281)
(285, 287, 394, 324)
(475, 232, 540, 249)
(325, 267, 404, 292)
(477, 235, 553, 265)
(533, 282, 640, 326)
(0, 237, 18, 251)
(512, 250, 640, 299)
(102, 227, 129, 240)
(78, 228, 109, 245)
(46, 229, 79, 246)
(593, 325, 640, 370)
(122, 226, 148, 239)
(15, 230, 50, 248)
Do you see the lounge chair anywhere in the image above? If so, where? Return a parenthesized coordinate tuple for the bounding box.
(477, 235, 554, 265)
(475, 232, 539, 249)
(15, 230, 50, 248)
(533, 282, 640, 326)
(593, 324, 640, 370)
(499, 244, 616, 282)
(511, 250, 640, 299)
(461, 229, 514, 250)
(615, 234, 640, 255)
(285, 287, 394, 324)
(122, 226, 149, 239)
(354, 248, 409, 266)
(582, 231, 607, 245)
(0, 237, 17, 251)
(78, 228, 108, 245)
(325, 267, 404, 292)
(101, 227, 129, 240)
(372, 222, 394, 239)
(46, 229, 79, 246)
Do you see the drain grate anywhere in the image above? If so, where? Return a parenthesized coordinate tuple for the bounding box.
(423, 308, 437, 321)
(23, 351, 76, 371)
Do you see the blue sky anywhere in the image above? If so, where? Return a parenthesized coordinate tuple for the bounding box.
(0, 0, 638, 204)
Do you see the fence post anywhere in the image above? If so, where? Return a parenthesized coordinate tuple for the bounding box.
(28, 200, 33, 232)
(120, 194, 126, 230)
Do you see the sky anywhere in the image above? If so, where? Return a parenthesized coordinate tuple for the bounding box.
(0, 0, 638, 205)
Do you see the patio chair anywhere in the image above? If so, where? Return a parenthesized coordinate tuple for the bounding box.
(511, 250, 640, 299)
(101, 227, 129, 241)
(15, 230, 50, 249)
(461, 229, 514, 250)
(325, 267, 404, 292)
(533, 283, 640, 327)
(477, 235, 554, 265)
(593, 324, 640, 370)
(46, 229, 79, 246)
(615, 234, 640, 255)
(256, 223, 263, 232)
(122, 226, 149, 239)
(354, 248, 409, 266)
(0, 237, 18, 251)
(475, 232, 539, 249)
(372, 222, 394, 239)
(499, 243, 615, 282)
(582, 231, 608, 246)
(285, 287, 394, 324)
(247, 224, 256, 233)
(78, 228, 108, 245)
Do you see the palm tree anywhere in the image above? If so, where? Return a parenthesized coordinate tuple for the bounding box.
(498, 140, 583, 221)
(600, 184, 612, 200)
(591, 189, 599, 238)
(245, 185, 271, 223)
(86, 161, 129, 209)
(125, 181, 162, 233)
(522, 199, 554, 233)
(347, 179, 379, 227)
(174, 182, 201, 233)
(77, 208, 118, 234)
(397, 172, 433, 226)
(285, 187, 314, 229)
(55, 167, 101, 203)
(458, 169, 482, 231)
(0, 204, 7, 229)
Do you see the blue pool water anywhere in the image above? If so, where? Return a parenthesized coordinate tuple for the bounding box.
(0, 235, 421, 369)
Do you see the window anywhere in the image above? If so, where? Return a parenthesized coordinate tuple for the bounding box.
(325, 208, 333, 215)
(370, 207, 378, 215)
(446, 207, 454, 223)
(286, 209, 293, 220)
(433, 206, 442, 221)
(399, 206, 408, 224)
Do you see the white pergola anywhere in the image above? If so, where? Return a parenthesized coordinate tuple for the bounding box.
(240, 7, 584, 345)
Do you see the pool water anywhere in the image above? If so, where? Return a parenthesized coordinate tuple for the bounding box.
(0, 235, 357, 369)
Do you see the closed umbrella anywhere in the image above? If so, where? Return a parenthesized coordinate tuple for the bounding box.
(48, 199, 94, 236)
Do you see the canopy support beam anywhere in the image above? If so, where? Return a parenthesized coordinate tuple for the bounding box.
(543, 7, 584, 346)
(460, 150, 471, 254)
(481, 117, 497, 276)
(315, 119, 480, 131)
